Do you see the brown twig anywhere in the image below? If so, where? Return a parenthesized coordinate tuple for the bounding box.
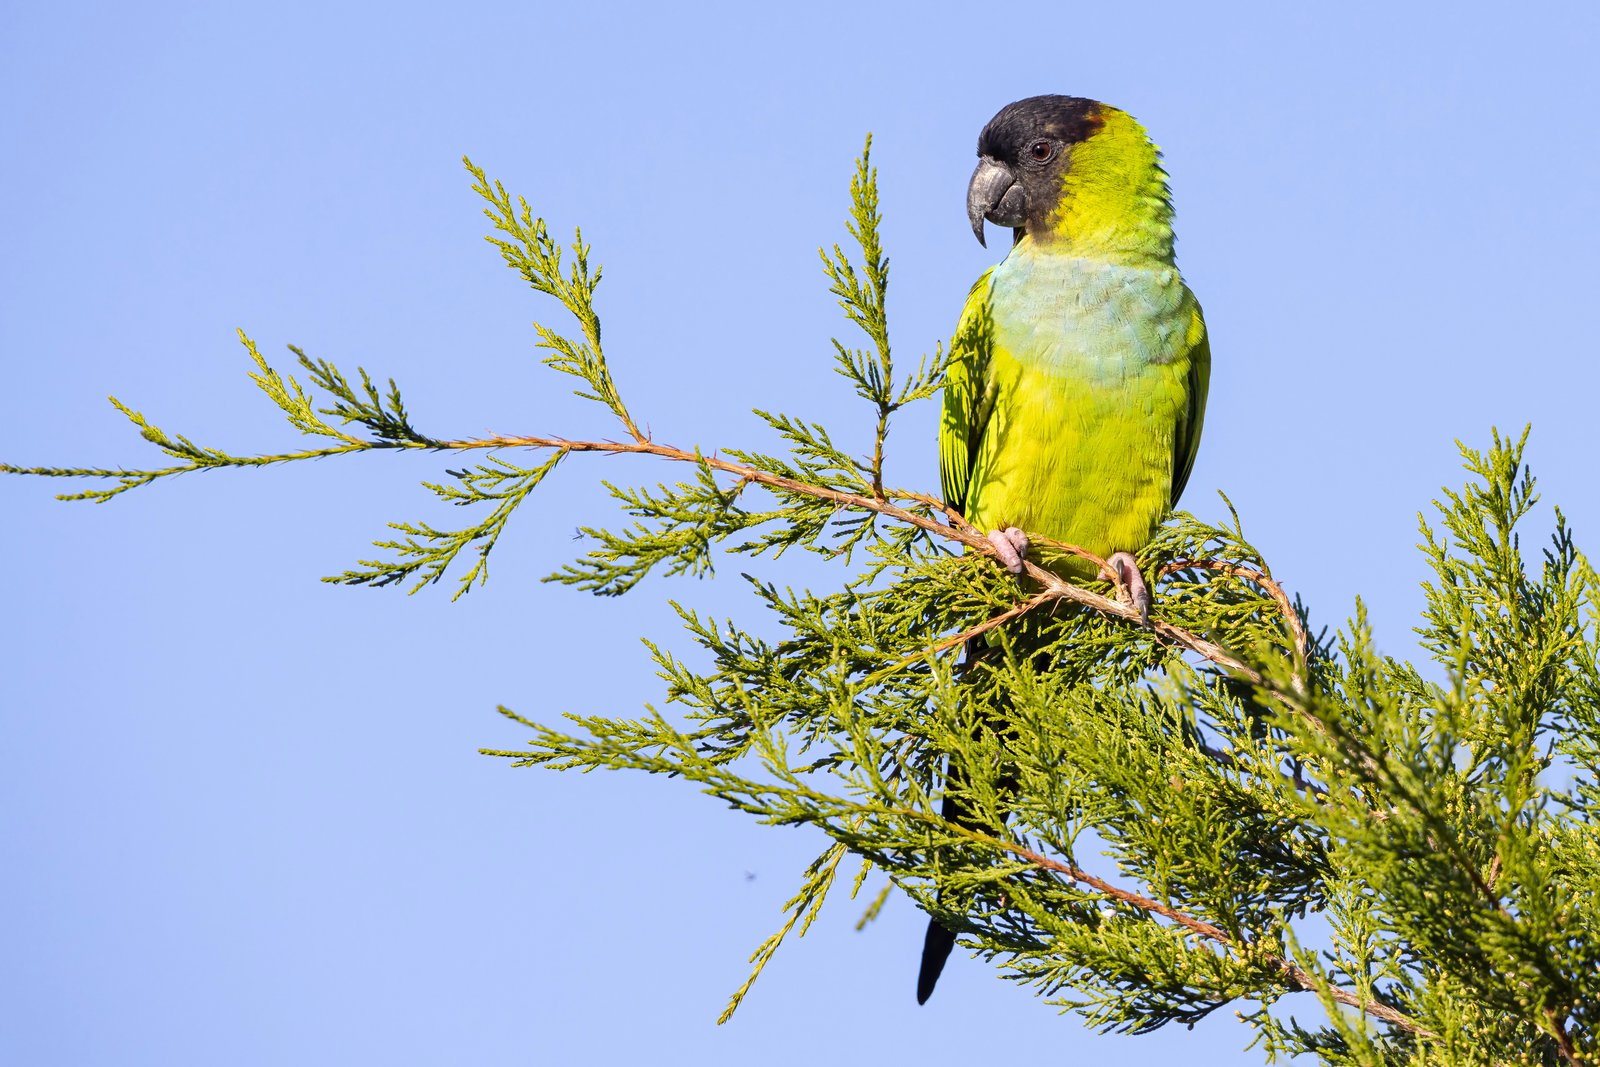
(1160, 558, 1309, 683)
(866, 589, 1058, 686)
(1026, 534, 1114, 583)
(1544, 1008, 1582, 1067)
(443, 430, 1274, 682)
(894, 488, 971, 529)
(922, 816, 1432, 1038)
(870, 409, 889, 503)
(447, 430, 979, 543)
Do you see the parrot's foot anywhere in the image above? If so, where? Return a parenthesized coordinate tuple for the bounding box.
(1108, 551, 1152, 623)
(986, 527, 1030, 574)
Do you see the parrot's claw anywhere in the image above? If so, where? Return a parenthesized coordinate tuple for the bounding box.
(986, 527, 1030, 575)
(1108, 551, 1152, 623)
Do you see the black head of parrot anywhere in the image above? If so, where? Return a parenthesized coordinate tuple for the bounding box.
(967, 95, 1105, 246)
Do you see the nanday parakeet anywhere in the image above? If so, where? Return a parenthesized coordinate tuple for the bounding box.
(918, 95, 1211, 1003)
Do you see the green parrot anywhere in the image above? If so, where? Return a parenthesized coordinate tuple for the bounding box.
(919, 95, 1211, 1003)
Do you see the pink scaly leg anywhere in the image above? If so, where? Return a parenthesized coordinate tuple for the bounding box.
(985, 527, 1030, 574)
(1108, 551, 1151, 623)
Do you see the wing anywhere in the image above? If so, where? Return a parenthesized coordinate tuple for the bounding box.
(939, 268, 996, 516)
(1169, 295, 1211, 508)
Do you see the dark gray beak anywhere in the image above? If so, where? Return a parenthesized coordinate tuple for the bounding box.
(966, 156, 1025, 247)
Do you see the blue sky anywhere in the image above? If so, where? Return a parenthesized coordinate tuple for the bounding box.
(4, 2, 1598, 1063)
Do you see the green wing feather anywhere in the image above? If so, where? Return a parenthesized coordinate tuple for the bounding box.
(939, 268, 995, 515)
(1168, 302, 1211, 508)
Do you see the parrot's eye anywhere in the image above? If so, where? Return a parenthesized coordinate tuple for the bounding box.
(1027, 140, 1055, 163)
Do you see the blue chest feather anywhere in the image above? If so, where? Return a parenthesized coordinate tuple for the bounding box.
(987, 247, 1188, 381)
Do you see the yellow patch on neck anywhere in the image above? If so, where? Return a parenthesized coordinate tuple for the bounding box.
(1044, 107, 1175, 264)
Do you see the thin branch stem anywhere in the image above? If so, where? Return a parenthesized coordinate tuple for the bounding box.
(920, 814, 1434, 1038)
(867, 589, 1058, 685)
(438, 430, 1282, 688)
(1545, 1009, 1582, 1067)
(1161, 558, 1309, 686)
(870, 407, 889, 502)
(11, 416, 1297, 702)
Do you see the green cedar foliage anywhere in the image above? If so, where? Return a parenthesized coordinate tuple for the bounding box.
(6, 142, 1599, 1066)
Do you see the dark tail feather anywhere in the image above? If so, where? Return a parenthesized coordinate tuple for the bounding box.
(917, 918, 957, 1003)
(916, 636, 1038, 1003)
(917, 785, 972, 1003)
